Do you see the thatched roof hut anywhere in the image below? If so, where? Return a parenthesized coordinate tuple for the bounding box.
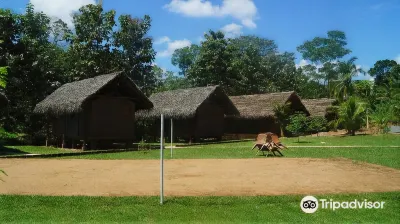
(229, 91, 309, 119)
(0, 91, 8, 108)
(137, 85, 238, 119)
(34, 72, 152, 115)
(302, 98, 335, 117)
(136, 86, 239, 141)
(34, 72, 153, 149)
(225, 91, 309, 136)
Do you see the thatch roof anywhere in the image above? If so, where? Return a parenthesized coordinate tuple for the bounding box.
(302, 98, 335, 117)
(229, 91, 305, 119)
(136, 85, 239, 119)
(0, 91, 8, 108)
(34, 72, 153, 116)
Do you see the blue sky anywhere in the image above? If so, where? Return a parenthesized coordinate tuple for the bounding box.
(2, 0, 400, 79)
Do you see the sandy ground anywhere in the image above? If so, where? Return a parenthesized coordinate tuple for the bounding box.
(0, 158, 400, 196)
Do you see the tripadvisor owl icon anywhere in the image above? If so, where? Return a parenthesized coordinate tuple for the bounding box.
(300, 196, 319, 213)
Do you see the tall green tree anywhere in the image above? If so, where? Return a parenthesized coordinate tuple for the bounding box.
(171, 45, 200, 77)
(332, 57, 364, 101)
(3, 4, 67, 133)
(368, 60, 398, 87)
(187, 30, 237, 94)
(114, 15, 156, 96)
(297, 30, 351, 64)
(297, 30, 352, 97)
(67, 4, 117, 81)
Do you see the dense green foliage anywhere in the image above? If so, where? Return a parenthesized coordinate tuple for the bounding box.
(307, 116, 328, 135)
(286, 113, 308, 142)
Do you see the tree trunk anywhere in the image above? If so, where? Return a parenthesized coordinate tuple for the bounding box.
(280, 125, 284, 137)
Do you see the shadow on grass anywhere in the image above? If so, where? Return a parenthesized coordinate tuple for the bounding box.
(176, 139, 253, 147)
(0, 145, 28, 156)
(293, 141, 312, 144)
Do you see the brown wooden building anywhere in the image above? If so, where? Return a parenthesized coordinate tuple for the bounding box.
(34, 72, 153, 149)
(225, 91, 309, 136)
(136, 86, 239, 142)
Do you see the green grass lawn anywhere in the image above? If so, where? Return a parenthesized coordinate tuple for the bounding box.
(0, 192, 399, 223)
(2, 135, 399, 168)
(281, 134, 400, 146)
(62, 142, 400, 169)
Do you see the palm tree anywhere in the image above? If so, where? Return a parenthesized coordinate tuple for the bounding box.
(332, 57, 365, 102)
(273, 102, 291, 137)
(338, 97, 366, 136)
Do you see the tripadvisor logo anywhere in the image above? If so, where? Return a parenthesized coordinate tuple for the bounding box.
(300, 195, 385, 213)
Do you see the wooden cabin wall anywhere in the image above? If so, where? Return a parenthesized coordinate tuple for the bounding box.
(195, 102, 224, 138)
(224, 117, 280, 135)
(149, 118, 196, 140)
(89, 97, 135, 140)
(51, 113, 84, 139)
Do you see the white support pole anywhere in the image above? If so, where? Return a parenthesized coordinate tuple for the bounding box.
(160, 114, 164, 205)
(171, 119, 173, 158)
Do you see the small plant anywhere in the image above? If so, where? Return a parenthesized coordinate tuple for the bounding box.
(286, 112, 308, 142)
(138, 138, 151, 151)
(337, 97, 366, 136)
(370, 102, 395, 134)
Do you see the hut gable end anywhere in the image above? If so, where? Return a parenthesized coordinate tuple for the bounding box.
(229, 92, 294, 119)
(302, 98, 335, 117)
(34, 72, 153, 116)
(137, 86, 239, 119)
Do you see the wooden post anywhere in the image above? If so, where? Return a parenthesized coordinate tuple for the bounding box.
(160, 114, 164, 205)
(71, 139, 75, 149)
(62, 134, 65, 149)
(82, 140, 87, 150)
(170, 119, 173, 158)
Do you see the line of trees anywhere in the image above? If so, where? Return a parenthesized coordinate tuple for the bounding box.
(0, 3, 399, 140)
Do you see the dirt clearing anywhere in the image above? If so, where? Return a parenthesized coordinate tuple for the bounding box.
(1, 158, 399, 196)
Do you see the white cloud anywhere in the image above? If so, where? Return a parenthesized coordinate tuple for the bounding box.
(31, 0, 95, 27)
(221, 23, 242, 38)
(157, 39, 192, 57)
(395, 54, 400, 64)
(154, 36, 171, 45)
(164, 0, 258, 29)
(296, 59, 309, 68)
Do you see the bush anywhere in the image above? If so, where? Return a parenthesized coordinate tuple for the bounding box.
(307, 116, 327, 136)
(0, 128, 25, 145)
(286, 113, 308, 142)
(370, 102, 395, 134)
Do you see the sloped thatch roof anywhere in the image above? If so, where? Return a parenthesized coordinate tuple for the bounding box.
(136, 85, 239, 119)
(302, 98, 335, 117)
(0, 91, 8, 108)
(34, 72, 153, 116)
(229, 91, 305, 119)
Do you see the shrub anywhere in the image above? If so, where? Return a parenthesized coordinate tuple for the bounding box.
(286, 113, 308, 142)
(307, 116, 327, 136)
